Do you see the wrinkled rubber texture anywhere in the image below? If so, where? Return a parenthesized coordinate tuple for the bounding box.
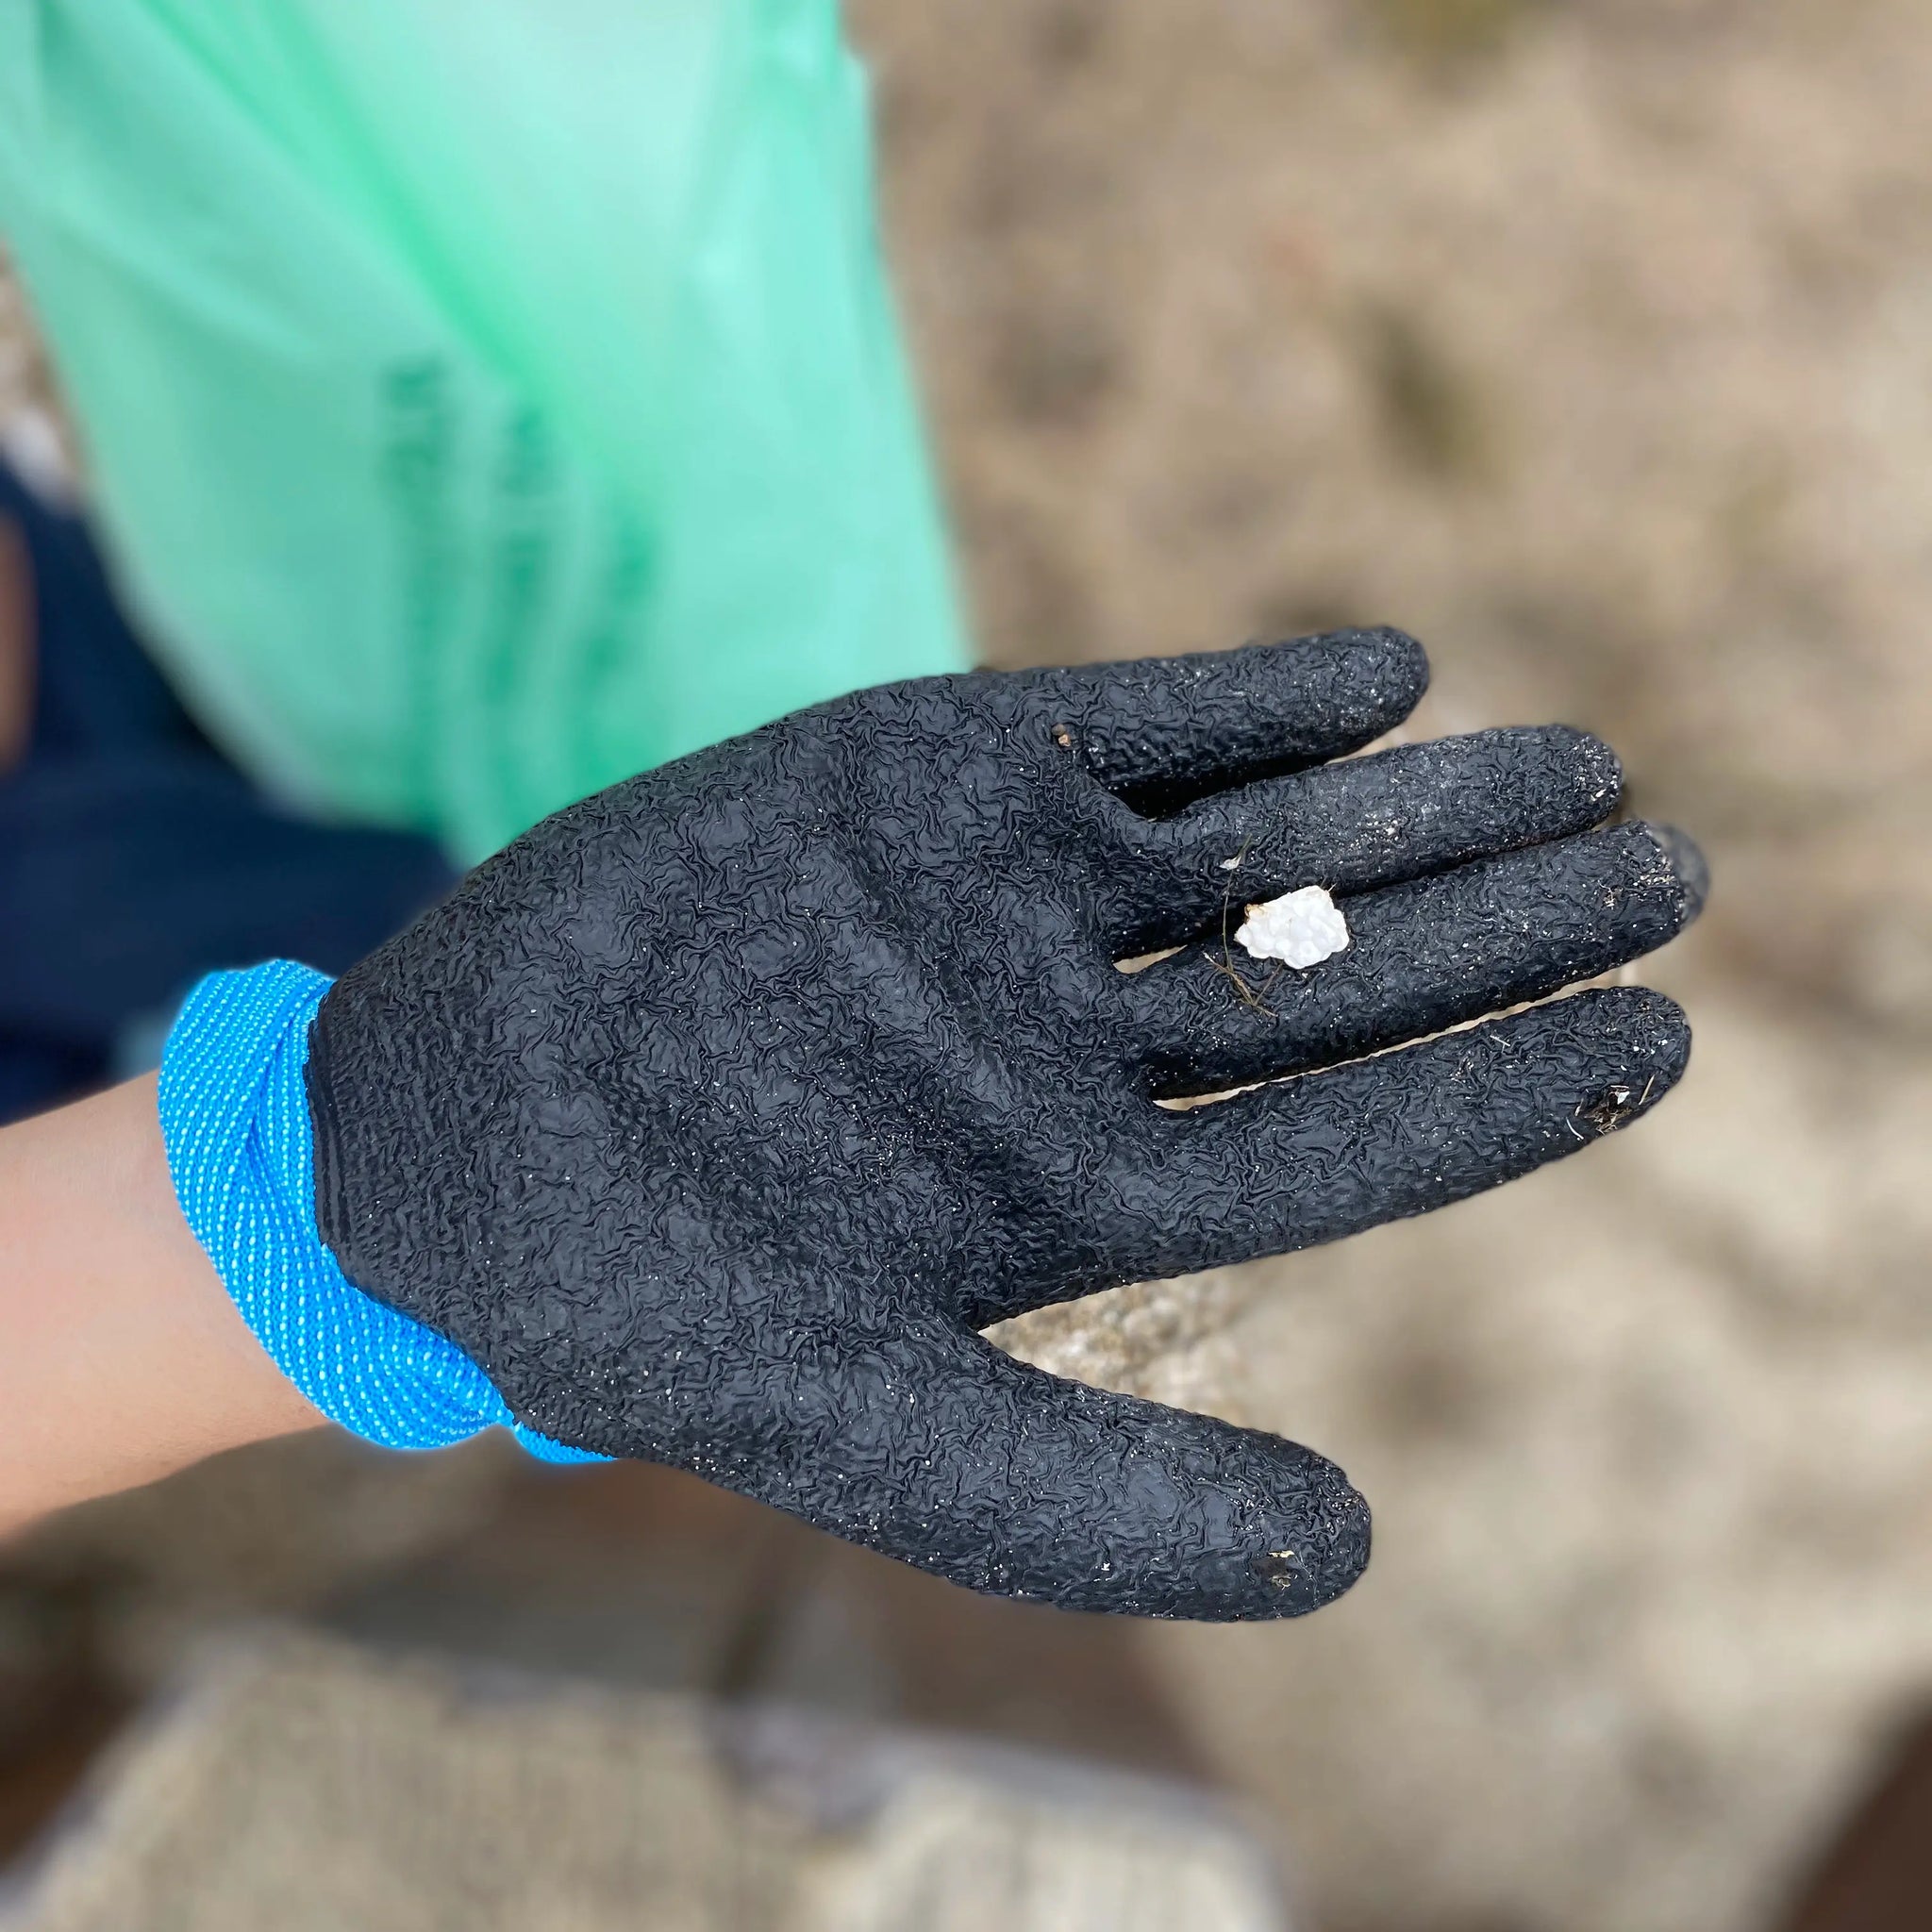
(308, 630, 1702, 1620)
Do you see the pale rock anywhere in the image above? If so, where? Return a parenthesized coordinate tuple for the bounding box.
(1234, 886, 1350, 969)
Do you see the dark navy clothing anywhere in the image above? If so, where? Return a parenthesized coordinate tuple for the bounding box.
(0, 464, 455, 1124)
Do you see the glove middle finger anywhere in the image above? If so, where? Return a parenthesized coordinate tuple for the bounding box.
(1123, 821, 1705, 1100)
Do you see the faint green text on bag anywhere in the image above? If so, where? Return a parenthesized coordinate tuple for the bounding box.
(0, 0, 969, 856)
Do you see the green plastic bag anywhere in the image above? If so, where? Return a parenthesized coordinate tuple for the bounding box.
(0, 0, 969, 858)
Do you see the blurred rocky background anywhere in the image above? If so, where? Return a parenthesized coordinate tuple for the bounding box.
(6, 1, 1932, 1927)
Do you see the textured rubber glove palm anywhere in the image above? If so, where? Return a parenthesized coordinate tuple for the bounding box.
(308, 630, 1703, 1620)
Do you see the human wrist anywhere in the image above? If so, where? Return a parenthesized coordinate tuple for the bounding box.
(0, 1075, 323, 1534)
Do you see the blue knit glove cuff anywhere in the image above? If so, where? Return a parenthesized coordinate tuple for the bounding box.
(158, 960, 604, 1464)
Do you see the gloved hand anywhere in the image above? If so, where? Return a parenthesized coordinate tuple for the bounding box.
(167, 629, 1705, 1620)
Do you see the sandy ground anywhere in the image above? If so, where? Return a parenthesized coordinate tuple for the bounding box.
(8, 3, 1932, 1928)
(858, 5, 1932, 1927)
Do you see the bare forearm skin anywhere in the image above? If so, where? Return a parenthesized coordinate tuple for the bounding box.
(0, 1075, 323, 1537)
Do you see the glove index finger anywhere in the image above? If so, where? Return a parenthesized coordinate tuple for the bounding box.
(1035, 626, 1428, 816)
(1093, 987, 1691, 1292)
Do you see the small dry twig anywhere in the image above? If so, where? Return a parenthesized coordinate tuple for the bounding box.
(1208, 839, 1285, 1016)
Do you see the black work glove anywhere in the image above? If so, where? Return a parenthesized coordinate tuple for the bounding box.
(307, 629, 1703, 1620)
